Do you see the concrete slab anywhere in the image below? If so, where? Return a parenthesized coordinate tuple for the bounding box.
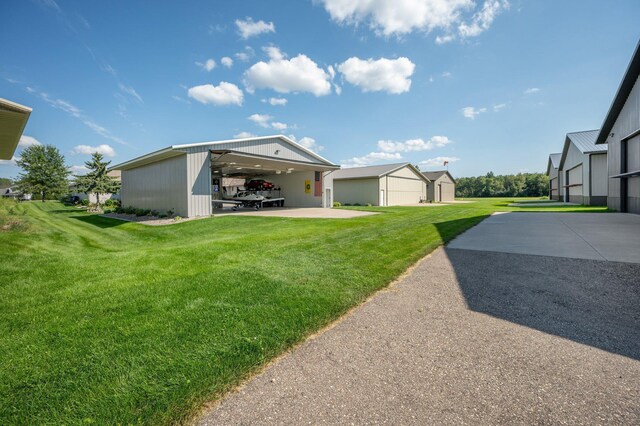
(448, 212, 640, 263)
(212, 207, 378, 219)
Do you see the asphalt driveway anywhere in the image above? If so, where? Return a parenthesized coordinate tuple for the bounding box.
(197, 213, 640, 425)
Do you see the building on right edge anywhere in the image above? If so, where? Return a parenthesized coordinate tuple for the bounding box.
(595, 40, 640, 213)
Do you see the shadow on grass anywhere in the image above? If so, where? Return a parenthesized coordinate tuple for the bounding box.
(70, 214, 124, 229)
(435, 220, 640, 361)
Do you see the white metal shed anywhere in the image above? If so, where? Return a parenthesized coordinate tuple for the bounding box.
(332, 163, 429, 206)
(111, 135, 340, 217)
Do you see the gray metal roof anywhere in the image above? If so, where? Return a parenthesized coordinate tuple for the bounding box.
(422, 170, 456, 184)
(111, 135, 339, 171)
(549, 153, 561, 168)
(596, 39, 640, 144)
(567, 130, 607, 154)
(333, 162, 412, 180)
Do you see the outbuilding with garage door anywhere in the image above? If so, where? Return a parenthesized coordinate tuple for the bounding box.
(110, 135, 340, 217)
(422, 170, 456, 202)
(332, 162, 429, 206)
(558, 130, 608, 206)
(546, 153, 562, 200)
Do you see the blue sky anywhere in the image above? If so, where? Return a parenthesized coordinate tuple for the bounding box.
(1, 0, 639, 178)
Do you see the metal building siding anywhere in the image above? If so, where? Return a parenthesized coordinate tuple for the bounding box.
(379, 165, 427, 205)
(182, 137, 320, 164)
(603, 75, 640, 211)
(590, 153, 608, 197)
(120, 154, 188, 216)
(185, 150, 212, 217)
(333, 178, 379, 205)
(262, 171, 325, 207)
(563, 141, 588, 199)
(439, 176, 456, 201)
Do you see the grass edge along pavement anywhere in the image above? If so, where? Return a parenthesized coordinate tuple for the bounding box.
(0, 198, 608, 424)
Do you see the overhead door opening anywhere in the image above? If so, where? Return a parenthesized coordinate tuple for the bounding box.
(209, 150, 327, 211)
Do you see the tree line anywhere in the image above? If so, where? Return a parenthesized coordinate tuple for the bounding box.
(455, 172, 549, 198)
(7, 144, 119, 203)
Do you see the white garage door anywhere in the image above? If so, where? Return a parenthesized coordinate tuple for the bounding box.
(568, 164, 583, 199)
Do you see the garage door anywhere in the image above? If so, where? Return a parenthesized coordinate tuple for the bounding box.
(439, 181, 455, 201)
(550, 177, 558, 199)
(567, 164, 583, 202)
(386, 176, 425, 205)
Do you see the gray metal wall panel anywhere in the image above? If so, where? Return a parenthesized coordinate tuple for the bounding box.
(603, 75, 640, 211)
(590, 153, 608, 197)
(564, 142, 588, 197)
(121, 154, 188, 216)
(333, 178, 379, 206)
(186, 151, 212, 217)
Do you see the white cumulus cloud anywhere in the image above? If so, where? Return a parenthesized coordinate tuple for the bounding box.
(234, 131, 257, 139)
(297, 136, 324, 153)
(320, 0, 509, 41)
(235, 17, 275, 39)
(248, 113, 273, 128)
(524, 87, 540, 94)
(18, 135, 41, 148)
(71, 144, 116, 157)
(420, 156, 460, 167)
(458, 0, 509, 38)
(244, 47, 331, 96)
(262, 97, 288, 106)
(493, 103, 507, 111)
(69, 165, 89, 175)
(196, 59, 216, 72)
(341, 152, 403, 168)
(461, 106, 487, 119)
(0, 156, 19, 166)
(270, 121, 288, 131)
(187, 82, 244, 106)
(221, 56, 233, 68)
(338, 57, 415, 94)
(377, 136, 452, 152)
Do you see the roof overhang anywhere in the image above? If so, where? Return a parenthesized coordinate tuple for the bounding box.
(0, 98, 32, 160)
(109, 147, 184, 171)
(596, 40, 640, 144)
(210, 150, 339, 175)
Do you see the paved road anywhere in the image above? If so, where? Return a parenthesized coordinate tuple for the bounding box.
(197, 214, 640, 425)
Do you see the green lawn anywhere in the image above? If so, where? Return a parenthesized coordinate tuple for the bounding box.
(0, 198, 608, 424)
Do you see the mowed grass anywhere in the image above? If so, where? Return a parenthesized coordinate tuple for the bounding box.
(0, 198, 607, 424)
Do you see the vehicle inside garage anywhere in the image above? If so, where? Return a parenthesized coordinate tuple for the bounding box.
(113, 135, 339, 217)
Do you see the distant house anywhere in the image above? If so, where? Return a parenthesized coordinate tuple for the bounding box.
(546, 153, 562, 200)
(1, 187, 31, 201)
(558, 130, 608, 205)
(422, 171, 456, 202)
(595, 40, 640, 213)
(70, 170, 122, 204)
(0, 98, 32, 160)
(332, 163, 429, 206)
